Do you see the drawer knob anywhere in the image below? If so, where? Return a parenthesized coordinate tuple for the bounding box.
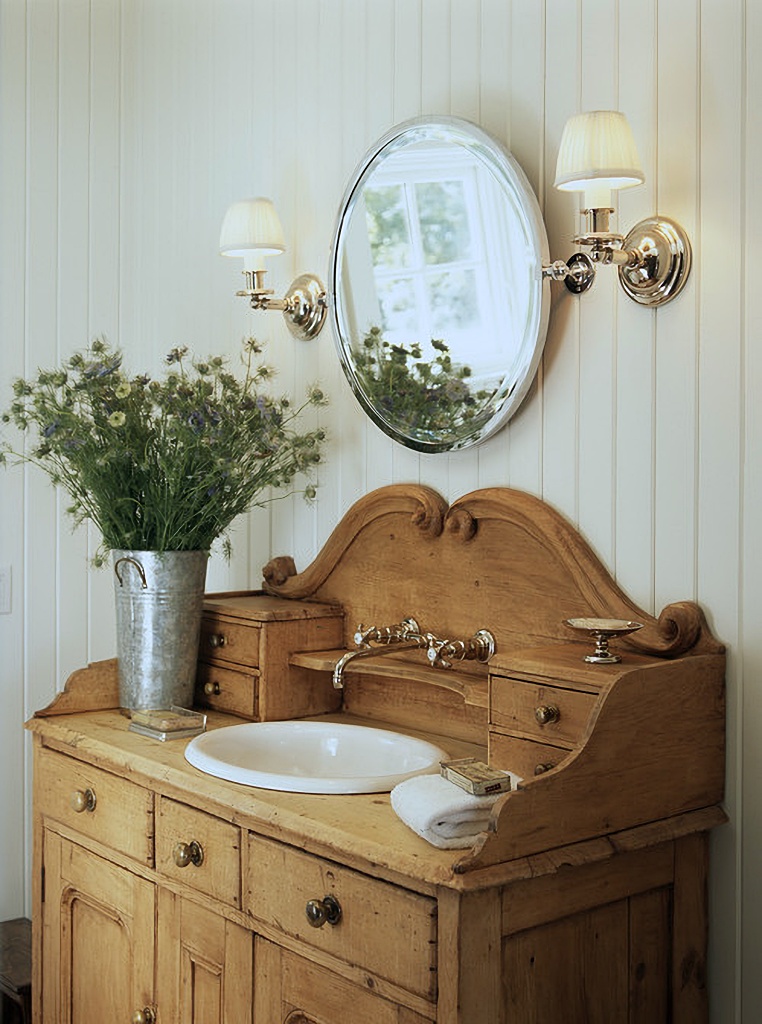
(534, 762, 556, 776)
(207, 633, 227, 649)
(203, 681, 221, 696)
(131, 1008, 156, 1024)
(70, 788, 96, 813)
(305, 894, 342, 928)
(173, 840, 204, 868)
(534, 704, 560, 726)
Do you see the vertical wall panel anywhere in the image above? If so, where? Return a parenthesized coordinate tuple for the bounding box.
(654, 0, 700, 610)
(501, 0, 546, 495)
(576, 0, 618, 570)
(698, 3, 744, 1021)
(56, 0, 91, 681)
(0, 0, 29, 925)
(541, 0, 580, 522)
(742, 4, 762, 1018)
(614, 0, 657, 611)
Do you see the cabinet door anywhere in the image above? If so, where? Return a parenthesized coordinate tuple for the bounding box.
(156, 889, 253, 1024)
(42, 831, 155, 1024)
(254, 937, 432, 1024)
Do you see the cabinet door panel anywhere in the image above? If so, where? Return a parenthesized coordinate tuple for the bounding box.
(503, 899, 629, 1023)
(42, 832, 155, 1024)
(254, 938, 433, 1024)
(157, 889, 252, 1024)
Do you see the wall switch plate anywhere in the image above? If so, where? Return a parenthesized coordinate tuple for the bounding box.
(0, 565, 11, 614)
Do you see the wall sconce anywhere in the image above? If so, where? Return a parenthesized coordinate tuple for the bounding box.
(546, 110, 691, 306)
(219, 197, 327, 340)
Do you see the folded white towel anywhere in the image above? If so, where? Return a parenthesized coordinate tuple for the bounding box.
(390, 772, 520, 850)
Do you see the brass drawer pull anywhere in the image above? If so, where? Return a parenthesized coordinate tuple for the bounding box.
(70, 788, 96, 813)
(131, 1007, 156, 1024)
(305, 894, 342, 928)
(534, 762, 556, 776)
(173, 840, 204, 868)
(207, 633, 227, 649)
(203, 680, 221, 696)
(534, 704, 560, 726)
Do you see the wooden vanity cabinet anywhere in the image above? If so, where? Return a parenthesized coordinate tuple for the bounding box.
(29, 485, 727, 1023)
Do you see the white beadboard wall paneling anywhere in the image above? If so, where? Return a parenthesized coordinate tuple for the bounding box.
(315, 0, 351, 555)
(475, 0, 514, 495)
(699, 2, 745, 1020)
(419, 0, 456, 502)
(576, 0, 618, 572)
(654, 0, 700, 611)
(25, 0, 61, 717)
(499, 0, 546, 497)
(85, 0, 122, 665)
(268, 0, 301, 571)
(0, 0, 28, 923)
(291, 0, 329, 568)
(445, 0, 484, 500)
(332, 0, 371, 522)
(362, 0, 397, 498)
(613, 1, 657, 611)
(56, 0, 91, 684)
(742, 4, 762, 1019)
(540, 0, 581, 523)
(390, 0, 425, 487)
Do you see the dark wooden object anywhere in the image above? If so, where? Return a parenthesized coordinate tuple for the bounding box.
(0, 918, 31, 1024)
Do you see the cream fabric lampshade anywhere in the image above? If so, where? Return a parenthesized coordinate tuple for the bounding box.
(554, 111, 644, 209)
(219, 197, 286, 271)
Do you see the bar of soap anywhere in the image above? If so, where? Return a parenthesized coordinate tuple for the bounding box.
(130, 708, 200, 732)
(439, 757, 513, 796)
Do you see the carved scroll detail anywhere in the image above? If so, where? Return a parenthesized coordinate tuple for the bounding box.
(262, 484, 448, 599)
(626, 601, 725, 657)
(444, 507, 477, 541)
(262, 555, 297, 588)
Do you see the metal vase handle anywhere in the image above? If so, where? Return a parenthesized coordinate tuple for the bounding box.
(114, 557, 148, 590)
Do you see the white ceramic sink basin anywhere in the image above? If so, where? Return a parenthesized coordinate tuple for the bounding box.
(184, 720, 448, 794)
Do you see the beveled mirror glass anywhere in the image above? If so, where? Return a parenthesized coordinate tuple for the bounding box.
(329, 117, 550, 452)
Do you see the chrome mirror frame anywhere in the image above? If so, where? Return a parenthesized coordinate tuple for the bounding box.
(328, 116, 550, 453)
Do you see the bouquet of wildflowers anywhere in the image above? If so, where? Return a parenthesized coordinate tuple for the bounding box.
(1, 337, 327, 559)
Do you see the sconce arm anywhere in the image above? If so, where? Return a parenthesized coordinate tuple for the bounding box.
(542, 253, 596, 295)
(236, 270, 327, 340)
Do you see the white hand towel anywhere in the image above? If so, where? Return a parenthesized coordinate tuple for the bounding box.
(390, 772, 520, 850)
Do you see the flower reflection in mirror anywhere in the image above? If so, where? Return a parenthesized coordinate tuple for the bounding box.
(353, 326, 497, 445)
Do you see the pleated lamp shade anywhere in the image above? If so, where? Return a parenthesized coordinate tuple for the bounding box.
(554, 111, 644, 209)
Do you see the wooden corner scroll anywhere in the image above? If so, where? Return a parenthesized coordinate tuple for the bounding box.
(33, 659, 120, 718)
(262, 484, 723, 658)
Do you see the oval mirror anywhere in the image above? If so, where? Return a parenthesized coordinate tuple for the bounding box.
(329, 117, 550, 452)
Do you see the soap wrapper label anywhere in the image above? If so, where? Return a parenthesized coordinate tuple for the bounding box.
(439, 757, 513, 796)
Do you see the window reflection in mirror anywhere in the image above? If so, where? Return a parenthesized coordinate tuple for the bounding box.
(330, 118, 549, 452)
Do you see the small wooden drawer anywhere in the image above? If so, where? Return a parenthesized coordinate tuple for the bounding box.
(199, 614, 260, 668)
(246, 834, 437, 1000)
(156, 797, 241, 908)
(489, 730, 571, 780)
(35, 747, 153, 865)
(490, 677, 597, 746)
(195, 661, 258, 718)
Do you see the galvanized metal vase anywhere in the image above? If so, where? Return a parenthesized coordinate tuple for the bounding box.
(112, 549, 209, 710)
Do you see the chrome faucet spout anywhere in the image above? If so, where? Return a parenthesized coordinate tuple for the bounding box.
(332, 641, 426, 689)
(332, 618, 496, 688)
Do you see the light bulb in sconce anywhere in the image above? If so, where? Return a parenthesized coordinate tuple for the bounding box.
(544, 109, 692, 307)
(219, 196, 327, 341)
